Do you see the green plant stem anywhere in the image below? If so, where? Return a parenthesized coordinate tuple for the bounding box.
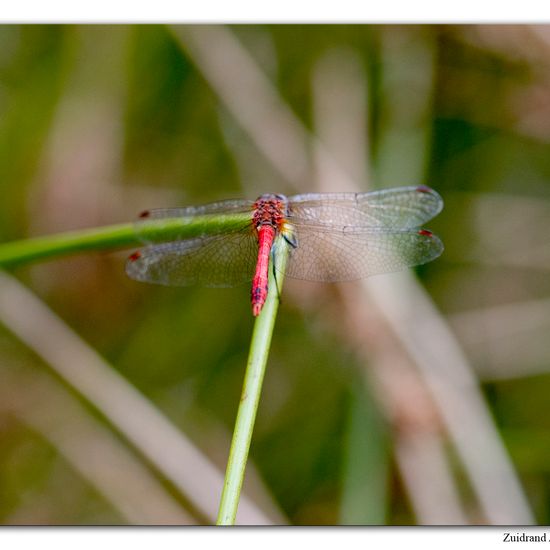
(0, 213, 250, 267)
(217, 239, 289, 526)
(0, 223, 137, 266)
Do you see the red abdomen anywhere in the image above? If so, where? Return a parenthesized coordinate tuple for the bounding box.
(251, 225, 276, 316)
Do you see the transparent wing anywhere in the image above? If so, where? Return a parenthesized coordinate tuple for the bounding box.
(126, 230, 259, 288)
(281, 225, 443, 281)
(288, 186, 443, 230)
(140, 199, 255, 219)
(127, 188, 444, 287)
(134, 199, 254, 245)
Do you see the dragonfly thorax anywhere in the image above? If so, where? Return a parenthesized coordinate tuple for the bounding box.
(252, 194, 289, 232)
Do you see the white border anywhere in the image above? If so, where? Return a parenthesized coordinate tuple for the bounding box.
(1, 0, 550, 23)
(1, 526, 546, 550)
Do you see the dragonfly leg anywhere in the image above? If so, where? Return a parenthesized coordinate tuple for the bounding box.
(283, 233, 297, 249)
(270, 246, 283, 306)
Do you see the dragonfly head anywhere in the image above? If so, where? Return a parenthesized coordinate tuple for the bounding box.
(257, 193, 287, 202)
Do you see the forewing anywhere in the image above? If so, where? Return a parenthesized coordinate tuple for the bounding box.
(140, 199, 254, 219)
(288, 187, 443, 230)
(126, 231, 259, 288)
(282, 226, 443, 282)
(135, 199, 254, 244)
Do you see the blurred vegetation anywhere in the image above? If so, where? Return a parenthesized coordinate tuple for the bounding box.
(0, 24, 550, 525)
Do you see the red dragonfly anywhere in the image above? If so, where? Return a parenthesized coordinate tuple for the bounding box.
(126, 186, 444, 316)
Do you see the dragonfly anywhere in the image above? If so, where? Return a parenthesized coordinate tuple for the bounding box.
(126, 186, 444, 316)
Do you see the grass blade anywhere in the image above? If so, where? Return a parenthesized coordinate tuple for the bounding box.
(339, 377, 388, 525)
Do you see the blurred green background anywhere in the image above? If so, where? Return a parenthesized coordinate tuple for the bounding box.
(0, 24, 549, 525)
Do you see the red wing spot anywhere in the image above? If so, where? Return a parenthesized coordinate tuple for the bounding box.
(418, 229, 433, 237)
(128, 251, 142, 262)
(416, 185, 432, 194)
(139, 210, 151, 218)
